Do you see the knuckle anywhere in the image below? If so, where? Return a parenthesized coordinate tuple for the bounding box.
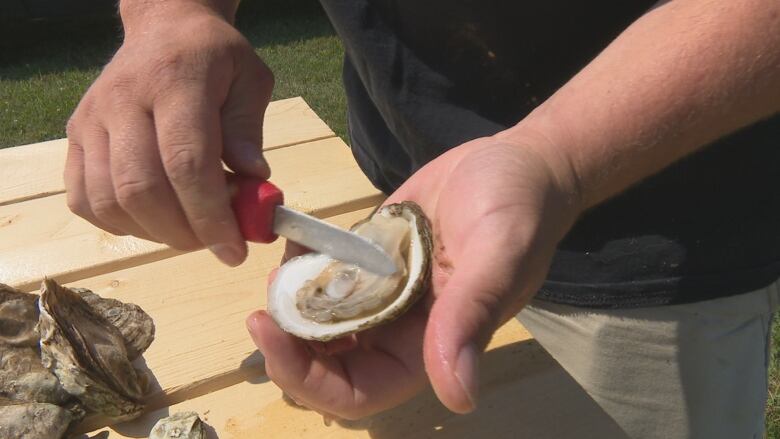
(91, 197, 123, 222)
(147, 51, 187, 79)
(114, 177, 157, 210)
(162, 146, 203, 185)
(107, 75, 140, 107)
(65, 116, 79, 140)
(252, 57, 274, 85)
(66, 193, 89, 218)
(146, 51, 201, 97)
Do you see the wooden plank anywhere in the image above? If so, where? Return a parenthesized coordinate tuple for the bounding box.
(87, 321, 627, 439)
(0, 137, 383, 291)
(65, 208, 373, 419)
(0, 96, 334, 207)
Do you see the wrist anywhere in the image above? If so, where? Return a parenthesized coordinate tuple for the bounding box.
(493, 116, 586, 225)
(120, 0, 240, 37)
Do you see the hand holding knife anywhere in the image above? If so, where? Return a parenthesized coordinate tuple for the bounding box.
(229, 176, 397, 276)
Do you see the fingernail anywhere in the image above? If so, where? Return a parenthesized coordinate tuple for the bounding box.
(233, 141, 271, 179)
(209, 242, 245, 267)
(245, 312, 264, 352)
(454, 343, 479, 412)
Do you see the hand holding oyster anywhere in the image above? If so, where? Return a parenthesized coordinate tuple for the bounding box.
(267, 202, 432, 341)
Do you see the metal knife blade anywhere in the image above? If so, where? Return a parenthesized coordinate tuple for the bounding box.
(272, 206, 398, 276)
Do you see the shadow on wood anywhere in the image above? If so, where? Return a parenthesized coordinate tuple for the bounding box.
(336, 339, 629, 439)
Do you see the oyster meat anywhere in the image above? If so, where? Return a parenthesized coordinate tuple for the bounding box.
(268, 202, 432, 341)
(149, 411, 207, 439)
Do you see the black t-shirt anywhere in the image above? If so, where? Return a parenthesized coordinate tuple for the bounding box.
(318, 0, 780, 308)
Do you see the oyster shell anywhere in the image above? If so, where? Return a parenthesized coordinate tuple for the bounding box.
(0, 399, 73, 439)
(0, 285, 72, 406)
(38, 279, 146, 422)
(72, 288, 155, 360)
(149, 411, 207, 439)
(0, 284, 39, 347)
(0, 346, 72, 405)
(268, 202, 432, 341)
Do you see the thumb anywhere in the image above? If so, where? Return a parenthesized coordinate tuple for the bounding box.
(423, 232, 525, 414)
(221, 56, 274, 179)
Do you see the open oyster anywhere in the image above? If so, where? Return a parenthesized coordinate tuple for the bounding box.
(38, 279, 147, 422)
(268, 202, 432, 341)
(149, 411, 207, 439)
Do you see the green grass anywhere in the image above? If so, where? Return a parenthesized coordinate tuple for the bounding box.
(2, 2, 780, 435)
(768, 318, 780, 438)
(0, 0, 347, 148)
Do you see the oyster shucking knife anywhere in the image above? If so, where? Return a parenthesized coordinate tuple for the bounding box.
(230, 176, 397, 276)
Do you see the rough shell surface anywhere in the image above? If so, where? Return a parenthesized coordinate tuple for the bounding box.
(0, 284, 72, 406)
(0, 346, 71, 405)
(38, 279, 145, 422)
(0, 401, 73, 439)
(0, 284, 40, 347)
(73, 288, 155, 360)
(149, 411, 207, 439)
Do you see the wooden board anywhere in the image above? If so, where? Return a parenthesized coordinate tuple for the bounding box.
(0, 97, 334, 207)
(0, 95, 618, 439)
(63, 208, 375, 420)
(0, 137, 383, 291)
(86, 321, 627, 439)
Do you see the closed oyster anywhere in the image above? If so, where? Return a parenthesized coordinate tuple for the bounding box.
(0, 285, 71, 406)
(72, 288, 155, 360)
(0, 346, 71, 405)
(0, 284, 39, 347)
(149, 411, 207, 439)
(0, 399, 73, 439)
(38, 279, 145, 422)
(268, 202, 432, 341)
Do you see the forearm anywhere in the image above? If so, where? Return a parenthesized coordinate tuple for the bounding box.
(119, 0, 241, 35)
(504, 0, 780, 210)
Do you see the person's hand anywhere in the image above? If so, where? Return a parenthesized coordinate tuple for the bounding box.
(246, 132, 583, 418)
(65, 3, 273, 266)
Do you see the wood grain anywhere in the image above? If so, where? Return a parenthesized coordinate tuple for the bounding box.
(0, 97, 334, 207)
(67, 209, 374, 429)
(86, 321, 627, 439)
(0, 137, 383, 291)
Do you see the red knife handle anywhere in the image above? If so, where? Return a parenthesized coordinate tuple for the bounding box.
(230, 176, 284, 243)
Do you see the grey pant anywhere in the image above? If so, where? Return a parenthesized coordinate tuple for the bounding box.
(517, 279, 780, 439)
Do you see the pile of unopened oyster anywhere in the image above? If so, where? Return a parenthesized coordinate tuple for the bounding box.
(0, 279, 155, 438)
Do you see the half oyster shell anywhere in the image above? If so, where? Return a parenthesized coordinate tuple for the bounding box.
(72, 288, 155, 361)
(38, 279, 146, 422)
(268, 202, 432, 341)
